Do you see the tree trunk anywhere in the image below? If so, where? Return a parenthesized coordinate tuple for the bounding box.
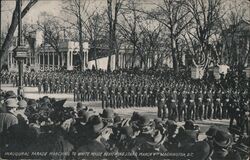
(0, 0, 38, 65)
(171, 36, 179, 73)
(93, 41, 98, 69)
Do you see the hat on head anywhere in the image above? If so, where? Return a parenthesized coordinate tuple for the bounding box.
(87, 115, 108, 136)
(27, 99, 37, 107)
(206, 126, 218, 138)
(100, 108, 114, 120)
(146, 130, 166, 146)
(137, 115, 152, 127)
(184, 120, 195, 130)
(78, 110, 94, 124)
(18, 100, 27, 109)
(213, 130, 232, 148)
(114, 114, 122, 124)
(5, 98, 18, 108)
(5, 91, 17, 99)
(76, 102, 84, 110)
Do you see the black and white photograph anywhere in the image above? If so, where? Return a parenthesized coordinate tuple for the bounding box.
(0, 0, 249, 159)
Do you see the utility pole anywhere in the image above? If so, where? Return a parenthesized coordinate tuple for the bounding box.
(0, 0, 2, 90)
(14, 0, 28, 98)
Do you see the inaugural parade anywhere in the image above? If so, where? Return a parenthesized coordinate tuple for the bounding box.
(0, 0, 250, 160)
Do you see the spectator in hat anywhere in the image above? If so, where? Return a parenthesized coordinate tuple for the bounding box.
(4, 90, 17, 99)
(76, 115, 112, 152)
(0, 98, 19, 151)
(132, 115, 156, 152)
(233, 136, 249, 160)
(100, 108, 115, 125)
(145, 130, 167, 152)
(164, 120, 178, 151)
(211, 130, 241, 160)
(15, 100, 28, 124)
(25, 99, 38, 119)
(114, 126, 136, 153)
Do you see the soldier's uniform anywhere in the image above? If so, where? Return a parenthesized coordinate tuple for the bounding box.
(187, 89, 196, 120)
(27, 74, 31, 86)
(136, 84, 143, 107)
(122, 84, 129, 108)
(43, 79, 49, 93)
(116, 84, 123, 108)
(195, 89, 204, 120)
(214, 89, 222, 119)
(102, 85, 109, 109)
(24, 74, 28, 87)
(148, 85, 155, 107)
(60, 81, 65, 93)
(222, 89, 230, 119)
(178, 89, 187, 121)
(37, 79, 42, 93)
(64, 80, 69, 93)
(86, 82, 92, 101)
(92, 80, 98, 101)
(129, 84, 136, 107)
(109, 84, 116, 108)
(169, 89, 178, 121)
(49, 78, 54, 93)
(157, 89, 167, 120)
(142, 85, 148, 107)
(204, 88, 213, 120)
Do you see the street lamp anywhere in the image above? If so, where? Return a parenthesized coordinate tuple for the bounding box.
(13, 0, 28, 97)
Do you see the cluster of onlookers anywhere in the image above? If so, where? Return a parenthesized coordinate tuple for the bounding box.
(0, 90, 249, 160)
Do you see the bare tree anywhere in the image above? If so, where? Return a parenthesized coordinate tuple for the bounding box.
(83, 12, 107, 69)
(137, 19, 165, 70)
(1, 0, 38, 66)
(217, 0, 249, 69)
(62, 0, 91, 71)
(141, 0, 192, 73)
(184, 0, 223, 69)
(118, 0, 141, 68)
(107, 0, 124, 71)
(36, 13, 66, 68)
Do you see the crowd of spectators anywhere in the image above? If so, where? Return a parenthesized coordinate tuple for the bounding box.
(0, 90, 249, 160)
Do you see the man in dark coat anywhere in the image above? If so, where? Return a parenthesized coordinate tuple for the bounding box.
(76, 115, 112, 153)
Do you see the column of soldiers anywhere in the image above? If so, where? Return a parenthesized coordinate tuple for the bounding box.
(1, 71, 249, 128)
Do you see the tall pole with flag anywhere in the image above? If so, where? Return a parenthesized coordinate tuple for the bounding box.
(0, 0, 2, 90)
(14, 0, 28, 98)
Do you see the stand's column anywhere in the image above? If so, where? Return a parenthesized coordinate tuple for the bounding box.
(43, 53, 45, 71)
(52, 52, 55, 71)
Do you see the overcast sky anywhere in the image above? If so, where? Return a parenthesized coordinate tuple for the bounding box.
(1, 0, 250, 33)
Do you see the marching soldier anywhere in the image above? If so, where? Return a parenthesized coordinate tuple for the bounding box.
(37, 79, 42, 93)
(222, 89, 231, 119)
(102, 84, 109, 109)
(178, 88, 187, 121)
(122, 84, 129, 108)
(187, 88, 196, 120)
(142, 85, 148, 107)
(229, 90, 240, 129)
(157, 89, 167, 120)
(136, 84, 143, 107)
(214, 88, 222, 119)
(116, 83, 123, 108)
(204, 88, 213, 120)
(169, 88, 178, 121)
(129, 83, 136, 107)
(109, 83, 116, 108)
(195, 88, 204, 120)
(148, 84, 154, 107)
(43, 78, 49, 93)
